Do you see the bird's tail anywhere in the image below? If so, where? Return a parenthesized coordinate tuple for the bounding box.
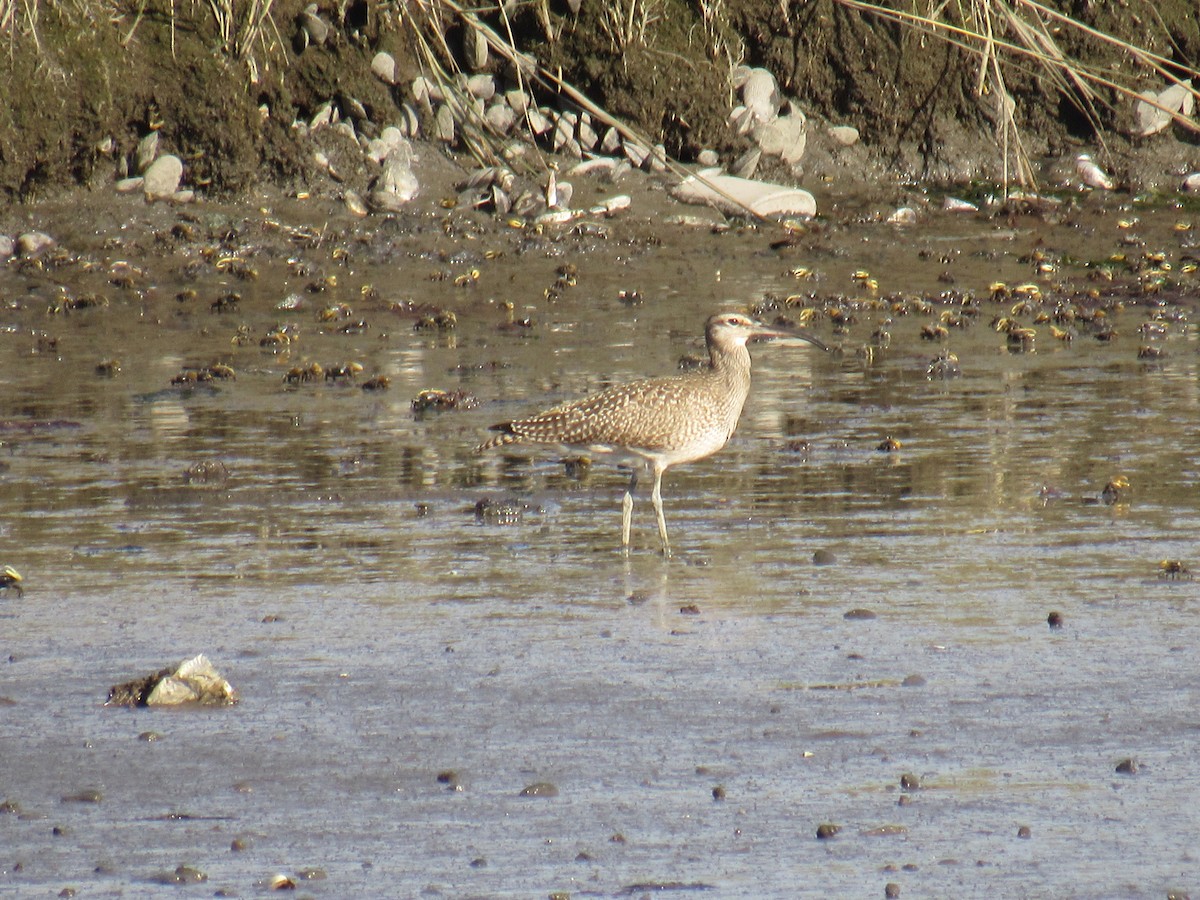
(476, 426, 524, 454)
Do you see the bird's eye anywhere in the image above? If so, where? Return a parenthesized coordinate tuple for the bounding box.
(727, 316, 740, 325)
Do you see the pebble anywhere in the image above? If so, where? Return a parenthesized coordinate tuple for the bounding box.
(300, 5, 329, 46)
(1135, 82, 1193, 137)
(16, 231, 54, 256)
(577, 116, 598, 150)
(623, 139, 650, 168)
(1075, 153, 1114, 190)
(466, 74, 495, 100)
(115, 177, 144, 193)
(1047, 610, 1063, 628)
(843, 608, 876, 620)
(411, 76, 442, 105)
(485, 102, 516, 134)
(829, 125, 859, 146)
(136, 131, 159, 173)
(143, 154, 183, 199)
(696, 148, 719, 166)
(601, 125, 622, 154)
(462, 17, 488, 69)
(815, 823, 840, 839)
(0, 235, 13, 260)
(370, 51, 396, 85)
(885, 884, 901, 898)
(268, 873, 295, 890)
(812, 548, 837, 566)
(648, 143, 668, 173)
(519, 782, 559, 797)
(899, 773, 920, 790)
(1182, 173, 1200, 193)
(740, 67, 781, 124)
(755, 106, 807, 164)
(888, 207, 918, 225)
(525, 107, 552, 135)
(434, 104, 456, 143)
(61, 789, 102, 803)
(400, 103, 420, 138)
(553, 111, 577, 150)
(160, 865, 206, 885)
(504, 89, 531, 114)
(731, 147, 761, 179)
(309, 101, 334, 130)
(943, 196, 977, 212)
(369, 144, 419, 211)
(1016, 825, 1031, 839)
(343, 190, 369, 217)
(1114, 757, 1139, 775)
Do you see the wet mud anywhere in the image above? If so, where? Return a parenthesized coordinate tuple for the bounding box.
(2, 181, 1200, 897)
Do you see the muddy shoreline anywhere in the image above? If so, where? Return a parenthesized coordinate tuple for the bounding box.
(2, 0, 1199, 206)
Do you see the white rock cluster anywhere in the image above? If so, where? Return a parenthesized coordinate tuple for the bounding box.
(111, 127, 191, 204)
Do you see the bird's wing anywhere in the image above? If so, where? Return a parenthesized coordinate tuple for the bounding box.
(502, 375, 707, 451)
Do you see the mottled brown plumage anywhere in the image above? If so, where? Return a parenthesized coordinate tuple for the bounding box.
(478, 312, 825, 554)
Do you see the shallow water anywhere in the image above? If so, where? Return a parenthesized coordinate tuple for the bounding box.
(2, 189, 1200, 898)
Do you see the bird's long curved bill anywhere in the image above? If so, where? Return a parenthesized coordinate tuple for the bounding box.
(749, 321, 829, 352)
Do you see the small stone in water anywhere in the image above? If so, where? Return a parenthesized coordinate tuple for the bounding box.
(816, 823, 840, 839)
(162, 865, 207, 885)
(812, 548, 837, 566)
(884, 883, 901, 899)
(712, 785, 726, 801)
(519, 782, 559, 797)
(61, 789, 102, 804)
(16, 231, 55, 256)
(900, 773, 920, 790)
(1047, 611, 1063, 628)
(844, 608, 876, 620)
(1016, 825, 1031, 839)
(1115, 757, 1139, 775)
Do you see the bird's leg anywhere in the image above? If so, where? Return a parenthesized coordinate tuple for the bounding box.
(622, 468, 638, 550)
(651, 466, 671, 557)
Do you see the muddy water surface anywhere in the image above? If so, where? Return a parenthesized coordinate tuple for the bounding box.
(2, 189, 1200, 898)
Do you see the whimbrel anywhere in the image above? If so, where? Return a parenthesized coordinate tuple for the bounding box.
(477, 312, 826, 554)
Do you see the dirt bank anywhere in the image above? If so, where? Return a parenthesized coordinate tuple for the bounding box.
(1, 1, 1199, 202)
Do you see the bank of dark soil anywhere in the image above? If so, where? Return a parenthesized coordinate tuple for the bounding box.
(1, 0, 1199, 201)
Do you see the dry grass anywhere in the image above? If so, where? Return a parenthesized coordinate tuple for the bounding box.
(834, 0, 1200, 189)
(2, 0, 280, 74)
(598, 0, 664, 53)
